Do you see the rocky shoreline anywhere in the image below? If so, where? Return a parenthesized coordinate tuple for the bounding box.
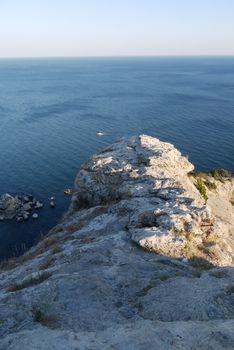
(0, 193, 44, 223)
(0, 192, 62, 223)
(0, 135, 233, 350)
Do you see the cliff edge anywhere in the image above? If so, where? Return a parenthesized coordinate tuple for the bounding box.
(0, 135, 233, 350)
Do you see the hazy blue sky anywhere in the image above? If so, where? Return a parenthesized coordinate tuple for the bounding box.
(0, 0, 233, 57)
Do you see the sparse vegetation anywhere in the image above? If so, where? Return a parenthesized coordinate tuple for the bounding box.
(203, 180, 217, 190)
(39, 256, 56, 270)
(188, 171, 208, 179)
(0, 236, 60, 271)
(78, 236, 95, 244)
(7, 272, 52, 292)
(31, 303, 58, 328)
(189, 169, 232, 191)
(66, 222, 84, 233)
(158, 273, 172, 281)
(190, 257, 214, 270)
(194, 179, 208, 203)
(51, 244, 62, 254)
(40, 235, 59, 249)
(227, 285, 234, 295)
(189, 168, 231, 181)
(0, 258, 18, 270)
(190, 270, 202, 278)
(210, 270, 229, 278)
(209, 169, 231, 182)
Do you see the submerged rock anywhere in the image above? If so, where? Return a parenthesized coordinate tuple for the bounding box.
(0, 135, 233, 350)
(35, 201, 43, 209)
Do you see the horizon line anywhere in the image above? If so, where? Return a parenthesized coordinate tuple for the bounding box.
(0, 54, 234, 60)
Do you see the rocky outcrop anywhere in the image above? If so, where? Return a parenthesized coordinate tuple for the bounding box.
(71, 135, 233, 266)
(0, 135, 233, 350)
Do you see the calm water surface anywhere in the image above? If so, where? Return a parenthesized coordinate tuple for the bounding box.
(0, 57, 233, 260)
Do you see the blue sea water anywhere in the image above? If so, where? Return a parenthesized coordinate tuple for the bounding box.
(0, 57, 233, 260)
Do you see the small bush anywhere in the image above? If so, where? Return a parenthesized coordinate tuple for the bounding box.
(227, 285, 234, 295)
(204, 180, 217, 191)
(210, 270, 229, 279)
(209, 169, 231, 182)
(190, 257, 214, 270)
(188, 172, 208, 179)
(194, 179, 208, 203)
(7, 272, 52, 292)
(32, 303, 58, 328)
(158, 274, 172, 281)
(190, 270, 202, 278)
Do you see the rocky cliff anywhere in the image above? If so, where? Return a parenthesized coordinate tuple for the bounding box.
(0, 135, 233, 350)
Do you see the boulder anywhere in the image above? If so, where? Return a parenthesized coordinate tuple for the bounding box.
(35, 201, 43, 209)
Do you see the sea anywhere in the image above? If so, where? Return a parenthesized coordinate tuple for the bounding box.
(0, 57, 233, 260)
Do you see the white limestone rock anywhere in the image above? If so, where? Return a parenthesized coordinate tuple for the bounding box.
(71, 135, 233, 266)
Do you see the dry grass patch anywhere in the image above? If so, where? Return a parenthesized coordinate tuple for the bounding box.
(39, 256, 56, 270)
(7, 272, 52, 292)
(0, 258, 18, 271)
(209, 169, 231, 182)
(66, 222, 84, 233)
(51, 245, 62, 254)
(78, 236, 96, 244)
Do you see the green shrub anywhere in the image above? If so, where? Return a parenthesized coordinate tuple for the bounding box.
(194, 179, 208, 203)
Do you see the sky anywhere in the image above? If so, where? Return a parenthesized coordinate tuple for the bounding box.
(0, 0, 233, 58)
